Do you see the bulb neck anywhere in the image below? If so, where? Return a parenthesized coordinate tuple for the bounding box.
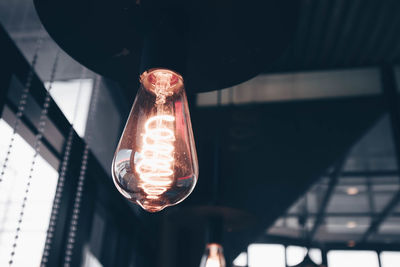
(140, 68, 184, 98)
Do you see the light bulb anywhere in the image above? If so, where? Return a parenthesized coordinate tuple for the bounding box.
(200, 243, 226, 267)
(346, 187, 359, 195)
(112, 68, 198, 212)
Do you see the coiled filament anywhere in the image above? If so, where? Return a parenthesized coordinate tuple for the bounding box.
(136, 115, 175, 198)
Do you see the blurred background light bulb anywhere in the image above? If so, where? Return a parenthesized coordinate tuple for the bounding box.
(112, 68, 198, 212)
(200, 243, 226, 267)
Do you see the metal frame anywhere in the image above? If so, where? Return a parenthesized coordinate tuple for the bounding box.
(360, 65, 400, 243)
(263, 64, 400, 263)
(361, 64, 400, 243)
(261, 234, 400, 251)
(341, 170, 398, 177)
(309, 157, 346, 241)
(259, 235, 400, 266)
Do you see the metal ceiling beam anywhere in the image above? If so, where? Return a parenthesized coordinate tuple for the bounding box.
(309, 156, 347, 241)
(9, 30, 49, 41)
(341, 170, 398, 177)
(260, 234, 400, 252)
(366, 173, 376, 220)
(318, 0, 349, 65)
(360, 64, 400, 243)
(284, 212, 400, 218)
(361, 192, 400, 243)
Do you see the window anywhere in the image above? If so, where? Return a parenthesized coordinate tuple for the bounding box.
(286, 246, 306, 266)
(82, 245, 103, 267)
(46, 78, 93, 137)
(286, 246, 322, 266)
(0, 119, 58, 266)
(380, 251, 400, 267)
(327, 250, 379, 267)
(233, 252, 247, 267)
(248, 244, 285, 267)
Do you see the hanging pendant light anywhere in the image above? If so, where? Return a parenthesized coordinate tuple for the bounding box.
(111, 11, 199, 212)
(111, 68, 198, 212)
(34, 0, 299, 213)
(199, 243, 226, 267)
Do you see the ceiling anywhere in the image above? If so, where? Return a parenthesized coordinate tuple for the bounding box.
(1, 0, 399, 97)
(182, 95, 387, 265)
(268, 0, 400, 74)
(267, 115, 400, 246)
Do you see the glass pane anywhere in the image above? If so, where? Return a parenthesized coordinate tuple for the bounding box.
(285, 246, 322, 266)
(378, 217, 400, 235)
(342, 115, 397, 172)
(82, 245, 103, 267)
(309, 248, 322, 265)
(233, 252, 247, 267)
(248, 244, 285, 267)
(286, 246, 306, 266)
(267, 218, 301, 238)
(326, 193, 370, 213)
(371, 176, 399, 213)
(380, 251, 400, 267)
(0, 119, 58, 266)
(46, 78, 93, 137)
(327, 250, 379, 267)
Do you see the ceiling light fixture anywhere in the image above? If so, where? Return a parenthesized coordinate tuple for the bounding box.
(34, 0, 300, 213)
(346, 221, 357, 229)
(200, 243, 226, 267)
(111, 17, 198, 212)
(111, 68, 198, 212)
(346, 187, 359, 195)
(347, 240, 356, 247)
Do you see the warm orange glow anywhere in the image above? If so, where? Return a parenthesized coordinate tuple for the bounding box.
(346, 221, 357, 229)
(347, 240, 356, 247)
(112, 68, 198, 212)
(346, 187, 359, 195)
(136, 71, 177, 200)
(136, 115, 175, 198)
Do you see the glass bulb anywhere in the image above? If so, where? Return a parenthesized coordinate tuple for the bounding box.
(200, 243, 226, 267)
(112, 68, 198, 212)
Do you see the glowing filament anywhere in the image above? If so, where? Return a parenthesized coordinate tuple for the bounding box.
(136, 115, 175, 198)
